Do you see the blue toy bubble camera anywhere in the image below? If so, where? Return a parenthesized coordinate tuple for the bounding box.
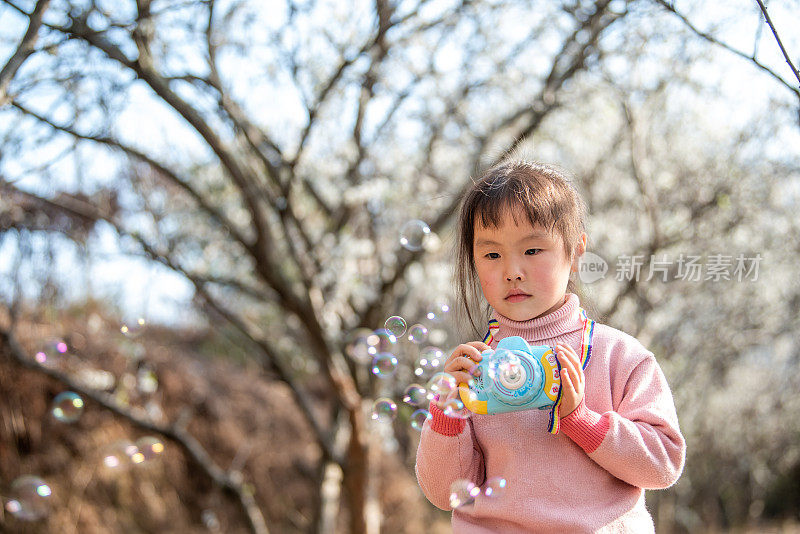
(458, 336, 561, 415)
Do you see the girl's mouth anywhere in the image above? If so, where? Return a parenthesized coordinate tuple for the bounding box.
(505, 292, 530, 303)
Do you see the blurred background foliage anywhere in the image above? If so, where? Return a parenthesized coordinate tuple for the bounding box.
(0, 0, 799, 532)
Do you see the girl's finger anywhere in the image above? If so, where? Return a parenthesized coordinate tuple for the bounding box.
(561, 367, 574, 392)
(557, 346, 581, 387)
(466, 341, 491, 353)
(450, 344, 484, 362)
(557, 344, 582, 375)
(444, 356, 481, 374)
(556, 343, 579, 363)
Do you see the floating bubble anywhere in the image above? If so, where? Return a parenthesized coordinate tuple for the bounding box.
(442, 397, 470, 419)
(34, 339, 68, 367)
(367, 329, 397, 356)
(145, 400, 165, 422)
(51, 391, 84, 423)
(346, 329, 374, 364)
(403, 384, 427, 406)
(135, 436, 165, 462)
(5, 475, 52, 521)
(418, 346, 444, 371)
(407, 324, 428, 344)
(410, 409, 431, 431)
(102, 440, 139, 470)
(371, 352, 398, 378)
(120, 317, 146, 338)
(384, 315, 407, 338)
(487, 351, 522, 383)
(202, 509, 221, 531)
(76, 368, 116, 391)
(449, 479, 480, 508)
(426, 300, 450, 323)
(371, 398, 397, 422)
(426, 372, 457, 400)
(399, 219, 431, 251)
(137, 367, 158, 394)
(484, 476, 507, 498)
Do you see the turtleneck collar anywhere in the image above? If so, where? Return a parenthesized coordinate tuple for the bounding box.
(492, 293, 585, 344)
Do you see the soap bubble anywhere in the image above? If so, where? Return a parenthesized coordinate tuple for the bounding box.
(135, 436, 165, 462)
(403, 384, 427, 406)
(136, 367, 158, 394)
(102, 440, 139, 470)
(384, 315, 407, 338)
(484, 476, 508, 498)
(442, 397, 470, 419)
(120, 317, 146, 338)
(449, 479, 480, 508)
(399, 219, 431, 251)
(367, 329, 397, 356)
(35, 339, 68, 367)
(425, 300, 450, 323)
(346, 329, 374, 364)
(5, 475, 52, 520)
(407, 324, 428, 344)
(410, 409, 431, 431)
(202, 509, 221, 531)
(51, 391, 84, 423)
(371, 352, 398, 378)
(426, 372, 457, 400)
(76, 368, 116, 391)
(487, 352, 522, 382)
(417, 346, 444, 371)
(371, 398, 397, 422)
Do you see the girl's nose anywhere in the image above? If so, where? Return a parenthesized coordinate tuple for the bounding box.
(505, 263, 524, 281)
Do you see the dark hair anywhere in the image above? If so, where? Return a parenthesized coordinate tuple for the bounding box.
(455, 160, 589, 333)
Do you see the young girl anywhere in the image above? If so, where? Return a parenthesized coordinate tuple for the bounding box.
(415, 160, 685, 533)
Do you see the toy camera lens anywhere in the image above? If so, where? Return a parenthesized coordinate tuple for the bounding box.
(498, 361, 526, 389)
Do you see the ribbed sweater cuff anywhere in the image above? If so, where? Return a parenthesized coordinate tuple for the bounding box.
(428, 401, 467, 436)
(560, 399, 609, 453)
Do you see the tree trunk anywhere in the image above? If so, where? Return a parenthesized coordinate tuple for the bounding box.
(317, 461, 343, 534)
(343, 404, 372, 534)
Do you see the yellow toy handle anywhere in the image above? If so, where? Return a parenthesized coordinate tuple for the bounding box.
(458, 383, 488, 414)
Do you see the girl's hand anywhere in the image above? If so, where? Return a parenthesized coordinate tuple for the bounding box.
(436, 342, 491, 409)
(556, 342, 585, 417)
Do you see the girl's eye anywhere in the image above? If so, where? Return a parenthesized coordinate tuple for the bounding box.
(525, 249, 542, 255)
(486, 252, 500, 259)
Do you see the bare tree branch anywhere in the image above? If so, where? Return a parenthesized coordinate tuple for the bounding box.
(61, 11, 278, 269)
(204, 0, 285, 182)
(653, 0, 800, 99)
(292, 0, 398, 171)
(17, 13, 335, 387)
(0, 179, 342, 467)
(10, 99, 255, 254)
(620, 98, 664, 249)
(0, 0, 50, 106)
(754, 0, 800, 88)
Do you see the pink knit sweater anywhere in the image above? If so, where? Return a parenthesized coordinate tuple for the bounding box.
(415, 293, 685, 533)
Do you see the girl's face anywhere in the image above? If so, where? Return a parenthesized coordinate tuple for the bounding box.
(473, 210, 586, 322)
